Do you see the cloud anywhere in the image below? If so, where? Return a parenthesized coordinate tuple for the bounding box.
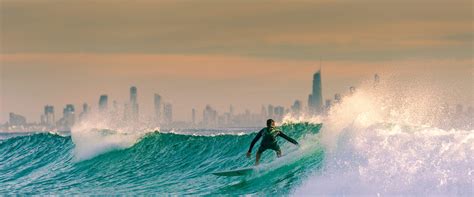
(1, 0, 472, 60)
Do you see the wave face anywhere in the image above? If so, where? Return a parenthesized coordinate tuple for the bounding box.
(0, 123, 323, 195)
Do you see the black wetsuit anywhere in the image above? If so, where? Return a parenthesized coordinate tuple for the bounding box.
(248, 127, 299, 154)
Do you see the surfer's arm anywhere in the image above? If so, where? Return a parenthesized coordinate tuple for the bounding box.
(248, 129, 263, 153)
(278, 132, 299, 145)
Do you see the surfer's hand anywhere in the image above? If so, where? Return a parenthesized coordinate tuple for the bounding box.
(246, 151, 251, 158)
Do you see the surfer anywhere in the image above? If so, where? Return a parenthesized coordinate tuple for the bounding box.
(246, 119, 299, 165)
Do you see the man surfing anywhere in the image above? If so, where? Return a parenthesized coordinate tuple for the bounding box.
(246, 119, 299, 165)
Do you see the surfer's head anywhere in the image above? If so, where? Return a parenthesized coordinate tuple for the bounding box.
(266, 119, 275, 128)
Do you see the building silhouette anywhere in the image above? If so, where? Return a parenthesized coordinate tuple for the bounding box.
(325, 99, 332, 112)
(274, 106, 285, 121)
(308, 70, 323, 115)
(130, 86, 139, 121)
(203, 105, 217, 127)
(154, 93, 162, 124)
(192, 108, 196, 125)
(42, 105, 55, 126)
(79, 103, 90, 121)
(9, 113, 26, 126)
(99, 95, 108, 114)
(291, 100, 302, 115)
(163, 103, 173, 124)
(60, 104, 75, 130)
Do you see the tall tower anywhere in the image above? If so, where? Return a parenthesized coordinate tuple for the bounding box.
(99, 95, 108, 114)
(308, 70, 323, 115)
(163, 103, 173, 124)
(82, 103, 90, 113)
(130, 86, 139, 121)
(291, 100, 302, 115)
(130, 86, 137, 104)
(44, 105, 55, 126)
(63, 104, 75, 129)
(154, 93, 162, 124)
(79, 103, 90, 121)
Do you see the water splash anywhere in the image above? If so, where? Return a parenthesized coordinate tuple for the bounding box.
(293, 76, 473, 196)
(70, 113, 157, 161)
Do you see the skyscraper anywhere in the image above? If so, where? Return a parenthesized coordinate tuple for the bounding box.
(79, 103, 90, 121)
(99, 95, 108, 113)
(82, 103, 90, 113)
(203, 105, 217, 127)
(9, 113, 26, 126)
(325, 99, 332, 111)
(44, 105, 55, 126)
(274, 106, 285, 121)
(130, 86, 139, 121)
(154, 93, 162, 123)
(291, 100, 302, 115)
(163, 103, 173, 124)
(308, 70, 323, 115)
(130, 86, 137, 104)
(62, 104, 75, 129)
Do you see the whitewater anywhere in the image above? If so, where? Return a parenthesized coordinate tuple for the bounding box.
(0, 77, 472, 195)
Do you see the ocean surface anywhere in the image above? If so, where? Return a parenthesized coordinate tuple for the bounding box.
(0, 123, 323, 195)
(1, 79, 472, 195)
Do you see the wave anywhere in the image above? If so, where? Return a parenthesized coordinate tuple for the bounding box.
(2, 75, 472, 195)
(293, 76, 473, 196)
(0, 123, 323, 195)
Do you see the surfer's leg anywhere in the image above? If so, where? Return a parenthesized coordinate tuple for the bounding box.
(255, 152, 261, 166)
(270, 144, 282, 157)
(256, 146, 266, 166)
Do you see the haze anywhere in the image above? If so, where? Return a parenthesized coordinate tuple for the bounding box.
(1, 0, 472, 123)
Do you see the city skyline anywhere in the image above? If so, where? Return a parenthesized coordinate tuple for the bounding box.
(1, 65, 473, 124)
(3, 68, 473, 131)
(1, 0, 473, 123)
(1, 70, 324, 128)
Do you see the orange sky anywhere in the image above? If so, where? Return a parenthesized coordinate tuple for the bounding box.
(0, 0, 472, 123)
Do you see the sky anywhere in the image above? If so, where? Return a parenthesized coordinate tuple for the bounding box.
(0, 0, 473, 123)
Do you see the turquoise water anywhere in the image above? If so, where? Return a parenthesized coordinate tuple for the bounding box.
(0, 123, 323, 195)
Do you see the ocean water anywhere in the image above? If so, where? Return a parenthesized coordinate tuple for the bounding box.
(0, 123, 323, 195)
(1, 77, 472, 195)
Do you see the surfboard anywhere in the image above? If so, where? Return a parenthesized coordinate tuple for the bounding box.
(212, 167, 254, 176)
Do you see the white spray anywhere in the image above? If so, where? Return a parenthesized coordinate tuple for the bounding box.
(70, 111, 158, 161)
(292, 75, 473, 196)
